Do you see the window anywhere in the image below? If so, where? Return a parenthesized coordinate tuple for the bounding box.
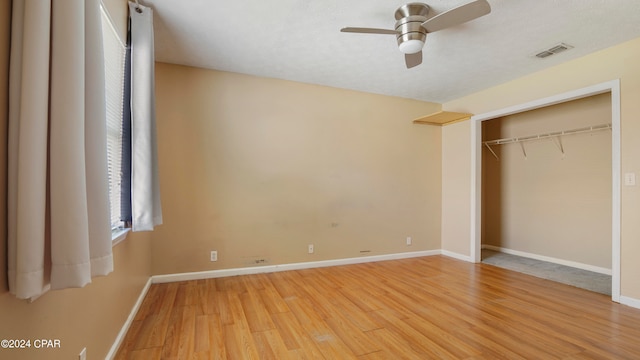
(101, 6, 127, 232)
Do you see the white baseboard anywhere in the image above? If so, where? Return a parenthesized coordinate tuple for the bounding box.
(619, 295, 640, 310)
(151, 250, 440, 284)
(440, 250, 472, 262)
(105, 277, 153, 360)
(482, 245, 612, 275)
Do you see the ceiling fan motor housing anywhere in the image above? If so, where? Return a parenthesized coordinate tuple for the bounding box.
(394, 3, 429, 54)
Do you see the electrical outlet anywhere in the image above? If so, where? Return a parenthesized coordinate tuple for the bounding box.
(308, 244, 314, 254)
(210, 250, 218, 262)
(625, 172, 636, 186)
(406, 237, 412, 246)
(79, 348, 87, 360)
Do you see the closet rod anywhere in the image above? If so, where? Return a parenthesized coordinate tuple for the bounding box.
(483, 123, 611, 147)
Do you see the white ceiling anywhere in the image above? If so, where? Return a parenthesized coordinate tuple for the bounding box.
(140, 0, 640, 103)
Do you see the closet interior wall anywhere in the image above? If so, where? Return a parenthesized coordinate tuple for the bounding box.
(481, 93, 612, 270)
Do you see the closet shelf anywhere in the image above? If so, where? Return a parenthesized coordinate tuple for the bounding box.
(413, 111, 473, 126)
(483, 123, 611, 160)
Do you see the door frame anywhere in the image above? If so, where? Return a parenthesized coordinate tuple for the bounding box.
(469, 79, 621, 302)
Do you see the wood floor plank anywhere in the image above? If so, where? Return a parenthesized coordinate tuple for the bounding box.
(115, 256, 640, 359)
(113, 319, 143, 360)
(132, 314, 159, 350)
(403, 316, 481, 358)
(369, 308, 459, 360)
(259, 283, 290, 315)
(206, 314, 227, 360)
(127, 346, 162, 360)
(295, 276, 340, 321)
(240, 287, 276, 333)
(284, 296, 357, 359)
(270, 311, 325, 358)
(251, 329, 291, 360)
(203, 279, 219, 316)
(194, 314, 209, 353)
(160, 301, 186, 359)
(248, 331, 277, 360)
(224, 323, 260, 360)
(133, 284, 161, 321)
(356, 350, 393, 360)
(269, 271, 305, 300)
(225, 291, 261, 359)
(269, 311, 303, 351)
(176, 304, 197, 359)
(324, 311, 381, 356)
(367, 327, 428, 359)
(452, 326, 527, 360)
(214, 290, 234, 326)
(337, 286, 382, 313)
(134, 283, 179, 350)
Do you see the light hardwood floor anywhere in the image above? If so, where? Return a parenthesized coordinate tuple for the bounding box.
(115, 256, 640, 359)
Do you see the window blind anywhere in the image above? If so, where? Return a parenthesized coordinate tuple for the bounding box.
(101, 5, 127, 230)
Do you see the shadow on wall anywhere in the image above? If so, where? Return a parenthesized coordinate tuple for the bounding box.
(481, 118, 503, 251)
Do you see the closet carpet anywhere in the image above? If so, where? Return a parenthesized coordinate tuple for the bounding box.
(482, 249, 611, 296)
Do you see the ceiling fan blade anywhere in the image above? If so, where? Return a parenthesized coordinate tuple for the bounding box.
(405, 51, 422, 69)
(340, 27, 398, 35)
(421, 0, 491, 33)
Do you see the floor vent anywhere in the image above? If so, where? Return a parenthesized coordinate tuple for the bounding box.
(534, 42, 573, 59)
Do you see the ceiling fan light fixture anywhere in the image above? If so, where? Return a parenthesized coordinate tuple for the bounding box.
(398, 39, 425, 54)
(340, 1, 492, 68)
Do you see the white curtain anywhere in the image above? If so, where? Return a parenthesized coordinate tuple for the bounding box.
(8, 0, 113, 299)
(129, 2, 162, 231)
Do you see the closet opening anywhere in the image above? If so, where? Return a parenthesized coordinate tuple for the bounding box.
(470, 80, 621, 302)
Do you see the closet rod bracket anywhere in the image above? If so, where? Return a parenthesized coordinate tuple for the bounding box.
(553, 137, 565, 157)
(520, 142, 527, 159)
(485, 143, 499, 161)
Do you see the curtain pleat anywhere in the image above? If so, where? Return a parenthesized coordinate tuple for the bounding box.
(129, 2, 162, 231)
(8, 0, 52, 299)
(84, 0, 114, 278)
(8, 0, 113, 299)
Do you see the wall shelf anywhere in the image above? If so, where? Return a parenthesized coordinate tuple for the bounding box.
(413, 111, 473, 126)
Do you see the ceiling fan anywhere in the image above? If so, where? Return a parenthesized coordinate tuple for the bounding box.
(341, 0, 491, 69)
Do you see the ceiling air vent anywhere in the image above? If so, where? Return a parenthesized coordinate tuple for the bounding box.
(534, 43, 573, 59)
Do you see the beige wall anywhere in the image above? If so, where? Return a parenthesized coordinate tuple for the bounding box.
(0, 233, 152, 360)
(441, 121, 471, 255)
(482, 94, 612, 268)
(443, 36, 640, 299)
(152, 63, 442, 274)
(0, 2, 154, 359)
